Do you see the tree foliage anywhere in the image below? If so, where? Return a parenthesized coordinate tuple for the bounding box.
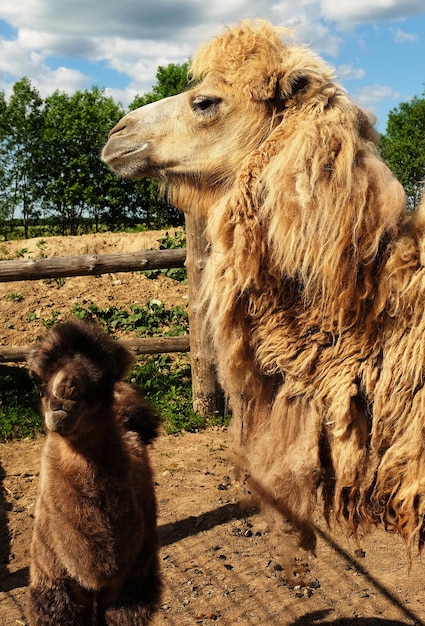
(4, 78, 44, 236)
(0, 90, 10, 222)
(128, 62, 190, 227)
(0, 63, 190, 237)
(380, 90, 425, 211)
(130, 62, 189, 109)
(40, 88, 126, 234)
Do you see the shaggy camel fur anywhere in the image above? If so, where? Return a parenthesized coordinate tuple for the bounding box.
(102, 20, 425, 555)
(26, 319, 161, 625)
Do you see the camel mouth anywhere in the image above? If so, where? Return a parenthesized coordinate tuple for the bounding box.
(101, 141, 150, 171)
(45, 409, 79, 435)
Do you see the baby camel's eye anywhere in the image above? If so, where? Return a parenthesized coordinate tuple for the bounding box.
(191, 96, 222, 116)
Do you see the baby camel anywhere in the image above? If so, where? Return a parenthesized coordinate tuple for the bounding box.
(26, 319, 162, 626)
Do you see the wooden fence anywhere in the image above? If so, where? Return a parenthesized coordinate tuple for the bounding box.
(0, 217, 223, 417)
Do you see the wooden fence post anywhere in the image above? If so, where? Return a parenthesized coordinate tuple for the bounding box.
(184, 213, 224, 417)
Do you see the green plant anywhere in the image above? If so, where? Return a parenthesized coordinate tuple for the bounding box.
(36, 239, 48, 257)
(7, 291, 24, 302)
(15, 247, 29, 258)
(0, 291, 228, 440)
(43, 277, 66, 287)
(41, 311, 61, 328)
(129, 355, 204, 434)
(0, 353, 229, 441)
(0, 365, 42, 441)
(145, 231, 187, 282)
(72, 300, 189, 336)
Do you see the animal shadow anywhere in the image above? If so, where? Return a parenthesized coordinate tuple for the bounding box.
(0, 462, 11, 586)
(0, 456, 30, 594)
(159, 502, 250, 546)
(291, 610, 419, 626)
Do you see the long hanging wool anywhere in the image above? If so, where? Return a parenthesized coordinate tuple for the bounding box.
(102, 19, 425, 556)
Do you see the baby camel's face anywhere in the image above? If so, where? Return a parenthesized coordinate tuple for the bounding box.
(40, 354, 105, 436)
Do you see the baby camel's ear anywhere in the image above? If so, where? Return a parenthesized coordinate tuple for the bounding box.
(26, 348, 43, 386)
(112, 341, 136, 380)
(27, 368, 43, 396)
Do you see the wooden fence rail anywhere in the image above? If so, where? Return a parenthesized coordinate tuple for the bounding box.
(0, 248, 188, 362)
(0, 223, 222, 416)
(0, 336, 191, 363)
(0, 248, 186, 282)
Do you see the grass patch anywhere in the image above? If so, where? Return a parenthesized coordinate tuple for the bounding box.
(145, 231, 187, 283)
(129, 354, 206, 435)
(0, 301, 228, 440)
(72, 301, 189, 337)
(0, 365, 43, 441)
(0, 355, 229, 442)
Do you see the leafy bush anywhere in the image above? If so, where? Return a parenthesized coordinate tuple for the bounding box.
(0, 355, 220, 441)
(72, 300, 189, 336)
(129, 355, 206, 434)
(0, 365, 42, 441)
(0, 292, 230, 441)
(145, 231, 187, 283)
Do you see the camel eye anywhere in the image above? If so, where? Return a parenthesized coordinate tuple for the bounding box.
(192, 96, 222, 116)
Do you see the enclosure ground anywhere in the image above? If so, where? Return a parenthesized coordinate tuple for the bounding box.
(1, 429, 425, 626)
(0, 229, 188, 348)
(1, 233, 425, 625)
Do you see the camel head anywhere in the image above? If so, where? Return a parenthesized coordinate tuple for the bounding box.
(28, 320, 134, 437)
(102, 19, 343, 214)
(103, 18, 406, 328)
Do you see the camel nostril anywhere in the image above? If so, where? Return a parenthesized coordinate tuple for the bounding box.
(108, 119, 130, 138)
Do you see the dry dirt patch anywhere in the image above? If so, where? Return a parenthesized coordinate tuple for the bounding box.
(0, 230, 188, 347)
(1, 431, 425, 626)
(1, 233, 425, 625)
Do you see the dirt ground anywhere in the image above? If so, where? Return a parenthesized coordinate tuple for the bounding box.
(1, 233, 425, 626)
(0, 229, 188, 347)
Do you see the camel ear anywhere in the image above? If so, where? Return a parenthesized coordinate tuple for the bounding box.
(278, 72, 310, 100)
(275, 70, 327, 109)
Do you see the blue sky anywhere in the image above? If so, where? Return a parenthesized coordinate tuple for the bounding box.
(0, 1, 424, 132)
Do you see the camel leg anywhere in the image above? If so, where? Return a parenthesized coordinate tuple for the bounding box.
(27, 579, 89, 626)
(104, 559, 162, 626)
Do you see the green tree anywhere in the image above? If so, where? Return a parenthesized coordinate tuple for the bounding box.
(130, 62, 190, 108)
(128, 62, 190, 227)
(380, 90, 425, 211)
(0, 89, 12, 228)
(5, 78, 44, 237)
(41, 87, 126, 234)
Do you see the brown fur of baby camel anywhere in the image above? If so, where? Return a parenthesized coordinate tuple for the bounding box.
(26, 319, 161, 625)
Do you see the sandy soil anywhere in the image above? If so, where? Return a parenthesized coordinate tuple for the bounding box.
(0, 230, 188, 347)
(1, 233, 425, 625)
(2, 432, 425, 626)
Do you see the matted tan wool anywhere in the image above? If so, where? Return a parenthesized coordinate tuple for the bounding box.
(101, 18, 425, 557)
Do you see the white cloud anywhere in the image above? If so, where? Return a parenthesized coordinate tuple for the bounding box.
(319, 0, 425, 25)
(354, 83, 402, 112)
(0, 32, 88, 98)
(337, 64, 365, 80)
(35, 66, 89, 96)
(391, 27, 418, 43)
(0, 0, 423, 115)
(296, 20, 343, 57)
